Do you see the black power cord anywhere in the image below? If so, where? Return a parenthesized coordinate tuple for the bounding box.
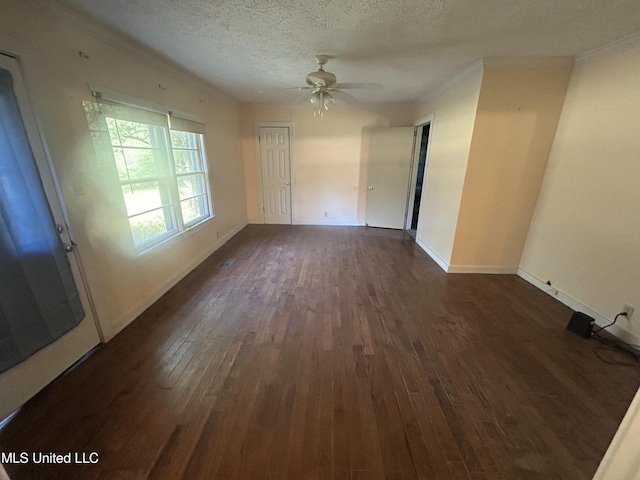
(592, 312, 627, 335)
(592, 340, 640, 367)
(591, 312, 640, 367)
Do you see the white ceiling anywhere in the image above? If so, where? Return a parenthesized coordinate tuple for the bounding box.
(60, 0, 640, 105)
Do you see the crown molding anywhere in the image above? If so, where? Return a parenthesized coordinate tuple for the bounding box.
(576, 30, 640, 65)
(418, 59, 484, 104)
(482, 56, 574, 68)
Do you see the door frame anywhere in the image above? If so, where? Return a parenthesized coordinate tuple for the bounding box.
(254, 122, 295, 224)
(405, 114, 434, 231)
(0, 51, 103, 419)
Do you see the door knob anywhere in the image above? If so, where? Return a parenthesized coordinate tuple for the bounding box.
(368, 186, 374, 190)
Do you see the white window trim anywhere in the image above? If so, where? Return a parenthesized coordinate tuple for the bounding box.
(88, 87, 214, 255)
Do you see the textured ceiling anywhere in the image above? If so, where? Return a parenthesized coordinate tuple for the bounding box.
(60, 0, 640, 105)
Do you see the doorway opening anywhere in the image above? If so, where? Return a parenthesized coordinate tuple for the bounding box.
(406, 123, 431, 238)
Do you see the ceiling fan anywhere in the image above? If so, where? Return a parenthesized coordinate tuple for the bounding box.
(292, 55, 370, 116)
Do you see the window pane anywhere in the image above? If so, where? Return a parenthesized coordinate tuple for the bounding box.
(177, 173, 206, 200)
(121, 181, 168, 217)
(113, 147, 128, 181)
(106, 117, 121, 146)
(106, 117, 163, 180)
(170, 130, 196, 149)
(129, 207, 174, 246)
(122, 147, 158, 179)
(181, 195, 208, 225)
(172, 149, 202, 174)
(115, 119, 152, 147)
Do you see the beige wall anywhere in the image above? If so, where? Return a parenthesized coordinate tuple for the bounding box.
(1, 0, 247, 339)
(240, 104, 413, 225)
(450, 61, 573, 272)
(520, 40, 640, 341)
(412, 65, 483, 267)
(594, 387, 640, 479)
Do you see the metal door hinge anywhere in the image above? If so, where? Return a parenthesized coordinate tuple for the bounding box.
(63, 241, 78, 253)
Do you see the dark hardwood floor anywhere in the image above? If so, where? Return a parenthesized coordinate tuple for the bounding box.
(1, 225, 639, 479)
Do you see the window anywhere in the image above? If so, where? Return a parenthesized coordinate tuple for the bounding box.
(170, 129, 210, 226)
(85, 95, 212, 251)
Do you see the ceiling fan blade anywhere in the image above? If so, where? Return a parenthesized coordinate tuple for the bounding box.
(261, 86, 314, 92)
(292, 89, 313, 104)
(332, 82, 382, 90)
(329, 89, 358, 104)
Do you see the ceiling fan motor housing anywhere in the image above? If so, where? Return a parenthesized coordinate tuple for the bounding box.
(306, 69, 337, 87)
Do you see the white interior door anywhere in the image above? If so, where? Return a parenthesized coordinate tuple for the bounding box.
(260, 126, 292, 224)
(365, 127, 416, 229)
(0, 54, 101, 420)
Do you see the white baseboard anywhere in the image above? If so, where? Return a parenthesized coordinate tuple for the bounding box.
(517, 268, 640, 345)
(293, 220, 365, 226)
(413, 236, 518, 275)
(111, 220, 248, 336)
(448, 265, 518, 274)
(415, 237, 450, 272)
(248, 219, 365, 227)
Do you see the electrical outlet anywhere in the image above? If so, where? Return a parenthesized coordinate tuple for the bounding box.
(545, 280, 557, 296)
(623, 304, 635, 320)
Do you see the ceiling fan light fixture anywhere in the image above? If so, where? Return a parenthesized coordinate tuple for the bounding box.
(310, 90, 334, 117)
(323, 93, 335, 110)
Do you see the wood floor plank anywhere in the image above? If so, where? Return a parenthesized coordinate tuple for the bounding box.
(0, 225, 638, 480)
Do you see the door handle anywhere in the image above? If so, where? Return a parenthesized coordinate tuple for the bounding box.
(285, 181, 290, 185)
(368, 186, 374, 190)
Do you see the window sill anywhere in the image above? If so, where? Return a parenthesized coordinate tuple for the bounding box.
(134, 214, 215, 259)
